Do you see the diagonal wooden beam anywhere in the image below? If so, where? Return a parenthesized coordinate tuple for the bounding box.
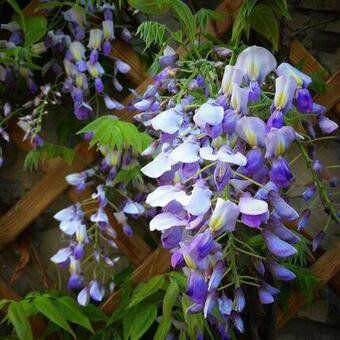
(288, 39, 330, 80)
(277, 242, 340, 328)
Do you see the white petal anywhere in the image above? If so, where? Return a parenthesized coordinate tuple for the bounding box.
(151, 108, 183, 134)
(200, 146, 219, 161)
(150, 213, 187, 231)
(50, 248, 72, 263)
(123, 201, 144, 215)
(169, 141, 200, 164)
(193, 103, 224, 128)
(54, 206, 74, 221)
(229, 179, 252, 191)
(146, 186, 189, 207)
(218, 148, 247, 166)
(239, 196, 268, 215)
(141, 153, 172, 178)
(185, 186, 212, 216)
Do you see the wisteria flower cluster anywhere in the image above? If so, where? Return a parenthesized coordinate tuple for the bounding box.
(0, 2, 132, 165)
(134, 45, 338, 335)
(50, 41, 339, 337)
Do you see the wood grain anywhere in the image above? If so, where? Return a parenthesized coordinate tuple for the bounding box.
(288, 39, 330, 79)
(313, 70, 340, 110)
(0, 143, 98, 249)
(277, 242, 340, 328)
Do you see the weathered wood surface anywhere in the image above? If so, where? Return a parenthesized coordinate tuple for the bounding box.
(68, 188, 152, 266)
(314, 70, 340, 110)
(277, 242, 340, 328)
(0, 144, 97, 250)
(288, 39, 330, 80)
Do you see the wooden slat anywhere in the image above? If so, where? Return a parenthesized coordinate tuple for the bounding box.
(100, 247, 171, 314)
(0, 144, 97, 249)
(277, 242, 340, 328)
(288, 39, 330, 79)
(68, 188, 152, 266)
(313, 70, 340, 110)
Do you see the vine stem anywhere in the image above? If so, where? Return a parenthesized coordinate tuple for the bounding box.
(298, 141, 340, 224)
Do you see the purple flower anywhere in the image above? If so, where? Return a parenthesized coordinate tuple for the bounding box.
(296, 88, 313, 113)
(265, 126, 296, 159)
(214, 162, 232, 191)
(266, 259, 296, 281)
(209, 198, 239, 232)
(208, 260, 224, 291)
(187, 271, 208, 305)
(77, 288, 90, 306)
(268, 191, 299, 221)
(234, 287, 245, 312)
(68, 273, 84, 290)
(272, 75, 297, 115)
(297, 209, 311, 231)
(276, 62, 312, 88)
(258, 282, 280, 304)
(318, 115, 338, 134)
(89, 280, 105, 302)
(50, 247, 72, 264)
(171, 249, 185, 268)
(218, 295, 232, 315)
(269, 157, 293, 188)
(236, 46, 277, 84)
(159, 46, 178, 67)
(302, 184, 316, 200)
(312, 231, 325, 252)
(236, 116, 267, 147)
(262, 230, 297, 257)
(161, 227, 182, 249)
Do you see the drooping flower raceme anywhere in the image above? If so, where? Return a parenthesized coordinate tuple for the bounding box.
(135, 45, 338, 336)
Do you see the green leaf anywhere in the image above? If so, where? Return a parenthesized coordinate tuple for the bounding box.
(128, 0, 171, 15)
(171, 0, 196, 43)
(249, 4, 279, 50)
(113, 166, 143, 185)
(269, 0, 291, 19)
(7, 0, 26, 32)
(154, 279, 179, 340)
(107, 280, 131, 325)
(34, 296, 75, 337)
(82, 304, 108, 322)
(195, 9, 225, 29)
(127, 275, 165, 309)
(181, 297, 205, 339)
(54, 296, 94, 332)
(24, 17, 48, 47)
(137, 22, 169, 49)
(166, 272, 187, 288)
(0, 299, 10, 311)
(283, 263, 319, 304)
(123, 303, 157, 340)
(172, 30, 183, 43)
(24, 143, 75, 170)
(7, 301, 33, 340)
(231, 0, 257, 44)
(309, 71, 327, 95)
(78, 116, 152, 153)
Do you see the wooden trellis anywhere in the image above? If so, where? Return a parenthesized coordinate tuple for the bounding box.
(0, 0, 340, 337)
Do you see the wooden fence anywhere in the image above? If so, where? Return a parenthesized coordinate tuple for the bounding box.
(0, 0, 339, 337)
